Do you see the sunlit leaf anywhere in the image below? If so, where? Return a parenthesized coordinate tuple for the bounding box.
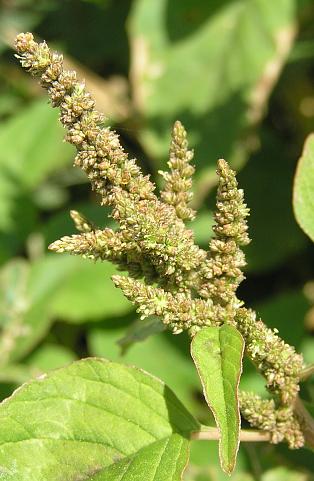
(0, 358, 199, 480)
(89, 327, 200, 415)
(191, 325, 244, 474)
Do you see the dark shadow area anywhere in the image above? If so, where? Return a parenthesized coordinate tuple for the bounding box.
(37, 0, 132, 75)
(165, 0, 235, 43)
(239, 245, 314, 306)
(0, 167, 39, 261)
(277, 441, 314, 473)
(145, 90, 248, 173)
(237, 128, 309, 274)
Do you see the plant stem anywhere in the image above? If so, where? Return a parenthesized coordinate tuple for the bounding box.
(294, 396, 314, 449)
(299, 364, 314, 381)
(191, 427, 270, 442)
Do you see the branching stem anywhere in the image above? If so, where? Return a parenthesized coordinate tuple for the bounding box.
(294, 396, 314, 449)
(299, 363, 314, 381)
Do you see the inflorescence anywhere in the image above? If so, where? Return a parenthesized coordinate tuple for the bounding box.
(15, 32, 305, 448)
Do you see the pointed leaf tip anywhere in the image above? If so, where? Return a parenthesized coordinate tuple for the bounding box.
(191, 324, 244, 474)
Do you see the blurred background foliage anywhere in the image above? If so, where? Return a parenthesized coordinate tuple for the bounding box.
(0, 0, 314, 479)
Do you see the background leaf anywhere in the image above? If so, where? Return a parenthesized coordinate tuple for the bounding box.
(0, 358, 199, 481)
(0, 100, 73, 230)
(191, 325, 244, 474)
(51, 257, 132, 323)
(128, 0, 296, 187)
(0, 0, 313, 477)
(0, 257, 61, 364)
(293, 133, 314, 242)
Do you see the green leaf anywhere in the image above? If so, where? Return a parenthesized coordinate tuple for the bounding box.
(88, 436, 189, 481)
(191, 325, 244, 474)
(0, 255, 88, 363)
(0, 358, 199, 480)
(129, 0, 296, 183)
(293, 133, 314, 242)
(89, 328, 201, 415)
(0, 258, 54, 364)
(300, 338, 314, 365)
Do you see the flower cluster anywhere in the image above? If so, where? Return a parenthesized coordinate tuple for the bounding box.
(199, 158, 250, 307)
(240, 392, 304, 449)
(15, 33, 306, 448)
(15, 33, 206, 288)
(112, 275, 225, 333)
(236, 308, 303, 404)
(159, 120, 195, 221)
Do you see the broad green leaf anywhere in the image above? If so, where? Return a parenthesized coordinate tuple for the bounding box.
(88, 435, 189, 481)
(128, 0, 296, 184)
(191, 325, 244, 474)
(0, 99, 73, 230)
(89, 327, 201, 415)
(293, 133, 314, 242)
(0, 358, 199, 481)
